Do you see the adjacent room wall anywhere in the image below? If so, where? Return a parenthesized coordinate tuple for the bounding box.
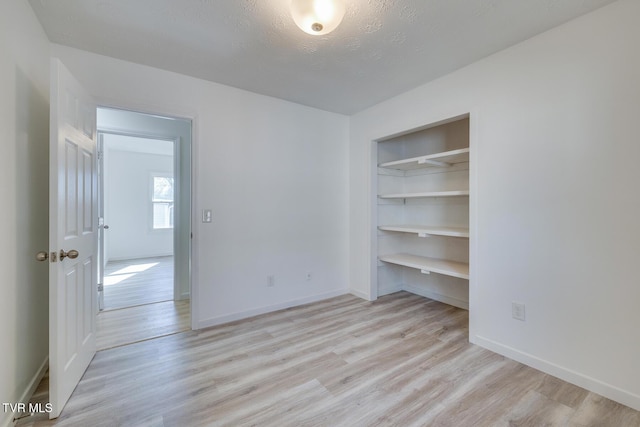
(0, 1, 50, 426)
(350, 0, 640, 410)
(53, 44, 351, 328)
(104, 138, 174, 261)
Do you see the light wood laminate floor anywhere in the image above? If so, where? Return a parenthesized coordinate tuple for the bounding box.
(18, 292, 640, 426)
(103, 256, 174, 310)
(97, 300, 190, 351)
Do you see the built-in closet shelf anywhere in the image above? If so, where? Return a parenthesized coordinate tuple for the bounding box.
(379, 253, 469, 280)
(378, 225, 469, 238)
(378, 148, 470, 171)
(379, 190, 469, 199)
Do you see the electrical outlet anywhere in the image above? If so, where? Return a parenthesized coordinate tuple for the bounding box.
(267, 275, 275, 287)
(512, 302, 526, 321)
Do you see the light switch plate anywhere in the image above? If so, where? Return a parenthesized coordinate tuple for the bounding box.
(202, 209, 212, 223)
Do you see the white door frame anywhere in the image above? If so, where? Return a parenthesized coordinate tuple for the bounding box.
(97, 127, 192, 307)
(94, 103, 196, 330)
(97, 133, 105, 311)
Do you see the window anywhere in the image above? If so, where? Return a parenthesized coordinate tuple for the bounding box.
(152, 175, 174, 229)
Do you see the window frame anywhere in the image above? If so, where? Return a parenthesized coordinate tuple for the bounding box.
(150, 172, 175, 231)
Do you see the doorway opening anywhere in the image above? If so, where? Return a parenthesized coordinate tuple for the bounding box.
(100, 134, 175, 309)
(96, 107, 192, 350)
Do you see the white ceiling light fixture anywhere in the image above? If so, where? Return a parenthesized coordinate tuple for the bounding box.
(290, 0, 346, 36)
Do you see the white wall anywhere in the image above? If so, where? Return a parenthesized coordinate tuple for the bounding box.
(0, 1, 50, 426)
(52, 44, 351, 328)
(350, 0, 640, 411)
(104, 138, 174, 261)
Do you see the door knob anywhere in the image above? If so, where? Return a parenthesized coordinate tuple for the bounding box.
(35, 251, 48, 262)
(60, 249, 79, 260)
(103, 225, 109, 229)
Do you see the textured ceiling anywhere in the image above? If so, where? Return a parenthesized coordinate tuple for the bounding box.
(29, 0, 615, 114)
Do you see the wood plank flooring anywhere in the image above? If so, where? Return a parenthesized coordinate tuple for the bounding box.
(96, 300, 190, 351)
(103, 256, 174, 310)
(17, 292, 640, 426)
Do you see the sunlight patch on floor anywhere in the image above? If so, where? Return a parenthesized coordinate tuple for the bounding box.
(104, 273, 136, 286)
(104, 262, 160, 286)
(111, 262, 159, 275)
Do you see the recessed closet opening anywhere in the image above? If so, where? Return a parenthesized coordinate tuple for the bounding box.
(374, 114, 471, 318)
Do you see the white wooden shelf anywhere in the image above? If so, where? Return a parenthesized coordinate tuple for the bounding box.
(379, 148, 470, 171)
(379, 190, 469, 199)
(379, 253, 469, 280)
(378, 225, 469, 238)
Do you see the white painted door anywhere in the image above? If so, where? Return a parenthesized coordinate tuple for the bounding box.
(49, 58, 98, 419)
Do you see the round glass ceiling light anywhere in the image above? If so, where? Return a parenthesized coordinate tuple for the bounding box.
(290, 0, 346, 36)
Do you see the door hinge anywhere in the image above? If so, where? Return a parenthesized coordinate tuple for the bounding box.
(97, 150, 103, 160)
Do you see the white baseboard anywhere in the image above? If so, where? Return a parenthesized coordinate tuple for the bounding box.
(349, 289, 373, 301)
(351, 285, 469, 307)
(403, 284, 469, 310)
(378, 284, 403, 297)
(107, 253, 173, 262)
(197, 289, 348, 330)
(472, 335, 640, 412)
(1, 357, 49, 427)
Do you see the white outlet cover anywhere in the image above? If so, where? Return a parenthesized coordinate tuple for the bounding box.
(512, 302, 526, 321)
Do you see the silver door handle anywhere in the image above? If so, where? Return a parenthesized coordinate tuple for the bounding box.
(35, 251, 48, 262)
(60, 249, 79, 260)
